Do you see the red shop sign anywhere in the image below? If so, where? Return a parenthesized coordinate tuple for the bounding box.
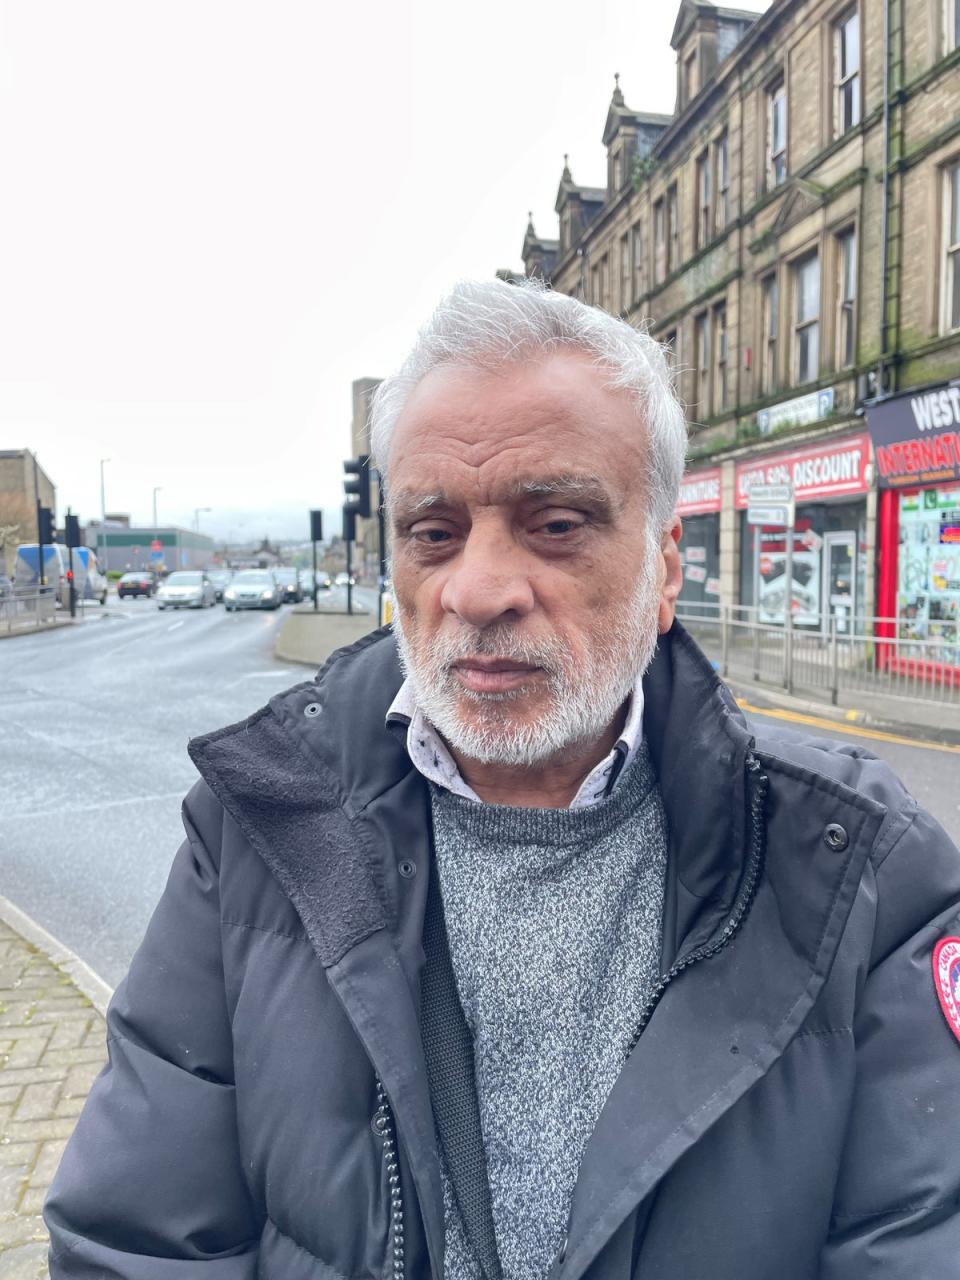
(676, 467, 722, 516)
(734, 433, 871, 509)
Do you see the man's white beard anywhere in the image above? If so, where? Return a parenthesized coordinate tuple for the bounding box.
(392, 546, 662, 768)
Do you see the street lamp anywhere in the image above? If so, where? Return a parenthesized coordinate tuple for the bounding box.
(99, 458, 110, 570)
(152, 487, 162, 529)
(194, 506, 212, 533)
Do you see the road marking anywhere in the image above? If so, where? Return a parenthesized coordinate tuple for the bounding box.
(736, 698, 960, 755)
(5, 790, 187, 822)
(167, 620, 184, 632)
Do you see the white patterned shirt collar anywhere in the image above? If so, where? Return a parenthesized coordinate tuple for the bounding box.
(385, 675, 645, 809)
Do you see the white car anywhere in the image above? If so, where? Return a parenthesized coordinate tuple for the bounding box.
(157, 571, 217, 610)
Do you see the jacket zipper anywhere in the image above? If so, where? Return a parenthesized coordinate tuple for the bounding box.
(626, 752, 769, 1056)
(375, 1076, 405, 1280)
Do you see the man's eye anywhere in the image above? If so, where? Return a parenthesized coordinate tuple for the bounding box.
(538, 519, 582, 536)
(412, 528, 452, 544)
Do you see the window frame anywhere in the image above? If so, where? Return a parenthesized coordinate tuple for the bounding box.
(760, 272, 780, 396)
(667, 183, 680, 274)
(654, 198, 666, 284)
(833, 8, 861, 138)
(713, 302, 729, 414)
(943, 0, 959, 55)
(766, 79, 788, 190)
(694, 311, 711, 417)
(941, 160, 960, 334)
(620, 231, 631, 312)
(696, 150, 711, 250)
(792, 251, 821, 385)
(632, 221, 644, 302)
(835, 226, 857, 368)
(713, 132, 729, 235)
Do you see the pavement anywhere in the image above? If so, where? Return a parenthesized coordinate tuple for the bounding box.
(0, 897, 110, 1280)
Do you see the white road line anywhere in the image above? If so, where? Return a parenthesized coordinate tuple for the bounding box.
(4, 790, 187, 823)
(167, 620, 185, 632)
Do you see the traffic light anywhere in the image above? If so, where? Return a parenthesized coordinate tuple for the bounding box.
(37, 506, 55, 544)
(65, 513, 81, 548)
(309, 510, 324, 543)
(343, 455, 372, 519)
(342, 505, 356, 544)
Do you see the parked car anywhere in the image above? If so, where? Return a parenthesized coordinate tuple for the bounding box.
(335, 571, 356, 587)
(206, 569, 233, 602)
(117, 572, 155, 599)
(274, 568, 303, 604)
(156, 571, 217, 610)
(223, 570, 282, 611)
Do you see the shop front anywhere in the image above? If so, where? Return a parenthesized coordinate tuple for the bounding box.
(675, 466, 722, 616)
(867, 383, 960, 682)
(735, 433, 871, 631)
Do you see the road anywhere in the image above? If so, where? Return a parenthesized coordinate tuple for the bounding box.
(0, 596, 957, 988)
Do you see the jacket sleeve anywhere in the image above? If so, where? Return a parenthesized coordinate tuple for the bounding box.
(44, 781, 262, 1278)
(820, 800, 960, 1278)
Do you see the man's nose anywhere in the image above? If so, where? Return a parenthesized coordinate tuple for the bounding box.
(439, 530, 535, 629)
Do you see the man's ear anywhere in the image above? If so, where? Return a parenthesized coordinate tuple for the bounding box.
(658, 517, 683, 634)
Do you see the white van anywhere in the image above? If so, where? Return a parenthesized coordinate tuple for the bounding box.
(14, 543, 87, 607)
(73, 547, 108, 605)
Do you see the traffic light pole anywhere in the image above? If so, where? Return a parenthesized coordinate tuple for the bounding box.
(312, 537, 319, 612)
(377, 473, 386, 625)
(345, 537, 353, 616)
(33, 452, 45, 587)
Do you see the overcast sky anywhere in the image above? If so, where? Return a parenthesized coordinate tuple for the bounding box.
(0, 0, 768, 543)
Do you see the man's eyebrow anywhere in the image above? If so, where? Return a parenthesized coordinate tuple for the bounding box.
(512, 475, 618, 511)
(388, 491, 449, 519)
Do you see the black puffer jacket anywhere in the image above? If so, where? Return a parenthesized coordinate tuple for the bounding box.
(45, 624, 960, 1279)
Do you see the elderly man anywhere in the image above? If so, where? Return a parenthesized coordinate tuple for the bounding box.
(46, 281, 960, 1279)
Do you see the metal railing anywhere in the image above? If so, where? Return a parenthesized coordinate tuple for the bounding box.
(0, 586, 59, 634)
(677, 603, 960, 709)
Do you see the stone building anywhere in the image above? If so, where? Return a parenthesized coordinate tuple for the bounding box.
(519, 0, 960, 662)
(0, 450, 56, 575)
(349, 376, 383, 581)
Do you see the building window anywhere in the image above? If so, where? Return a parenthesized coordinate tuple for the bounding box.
(695, 312, 711, 415)
(713, 304, 728, 413)
(654, 199, 666, 283)
(667, 183, 680, 273)
(662, 328, 678, 373)
(613, 152, 623, 190)
(696, 151, 711, 249)
(560, 210, 571, 254)
(632, 222, 644, 301)
(793, 252, 820, 384)
(620, 232, 631, 312)
(761, 273, 779, 395)
(943, 161, 960, 333)
(767, 80, 788, 189)
(836, 228, 856, 367)
(713, 132, 729, 234)
(833, 10, 861, 137)
(944, 0, 959, 53)
(684, 51, 698, 106)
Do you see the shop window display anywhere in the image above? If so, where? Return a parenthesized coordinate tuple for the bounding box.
(897, 486, 960, 662)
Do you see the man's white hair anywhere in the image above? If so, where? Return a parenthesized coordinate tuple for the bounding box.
(369, 278, 688, 533)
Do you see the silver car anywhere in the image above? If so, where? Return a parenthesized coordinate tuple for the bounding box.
(157, 571, 217, 610)
(223, 570, 282, 611)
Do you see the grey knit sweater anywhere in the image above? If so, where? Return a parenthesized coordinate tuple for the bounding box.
(429, 743, 668, 1280)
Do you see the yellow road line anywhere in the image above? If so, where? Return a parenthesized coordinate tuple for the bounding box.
(735, 698, 960, 755)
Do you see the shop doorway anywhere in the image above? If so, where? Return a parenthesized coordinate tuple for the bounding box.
(822, 531, 856, 634)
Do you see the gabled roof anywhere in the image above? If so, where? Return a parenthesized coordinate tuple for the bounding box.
(521, 213, 559, 261)
(554, 156, 607, 214)
(671, 0, 763, 50)
(602, 72, 673, 146)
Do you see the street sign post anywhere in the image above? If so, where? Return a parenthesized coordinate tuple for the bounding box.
(747, 483, 796, 679)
